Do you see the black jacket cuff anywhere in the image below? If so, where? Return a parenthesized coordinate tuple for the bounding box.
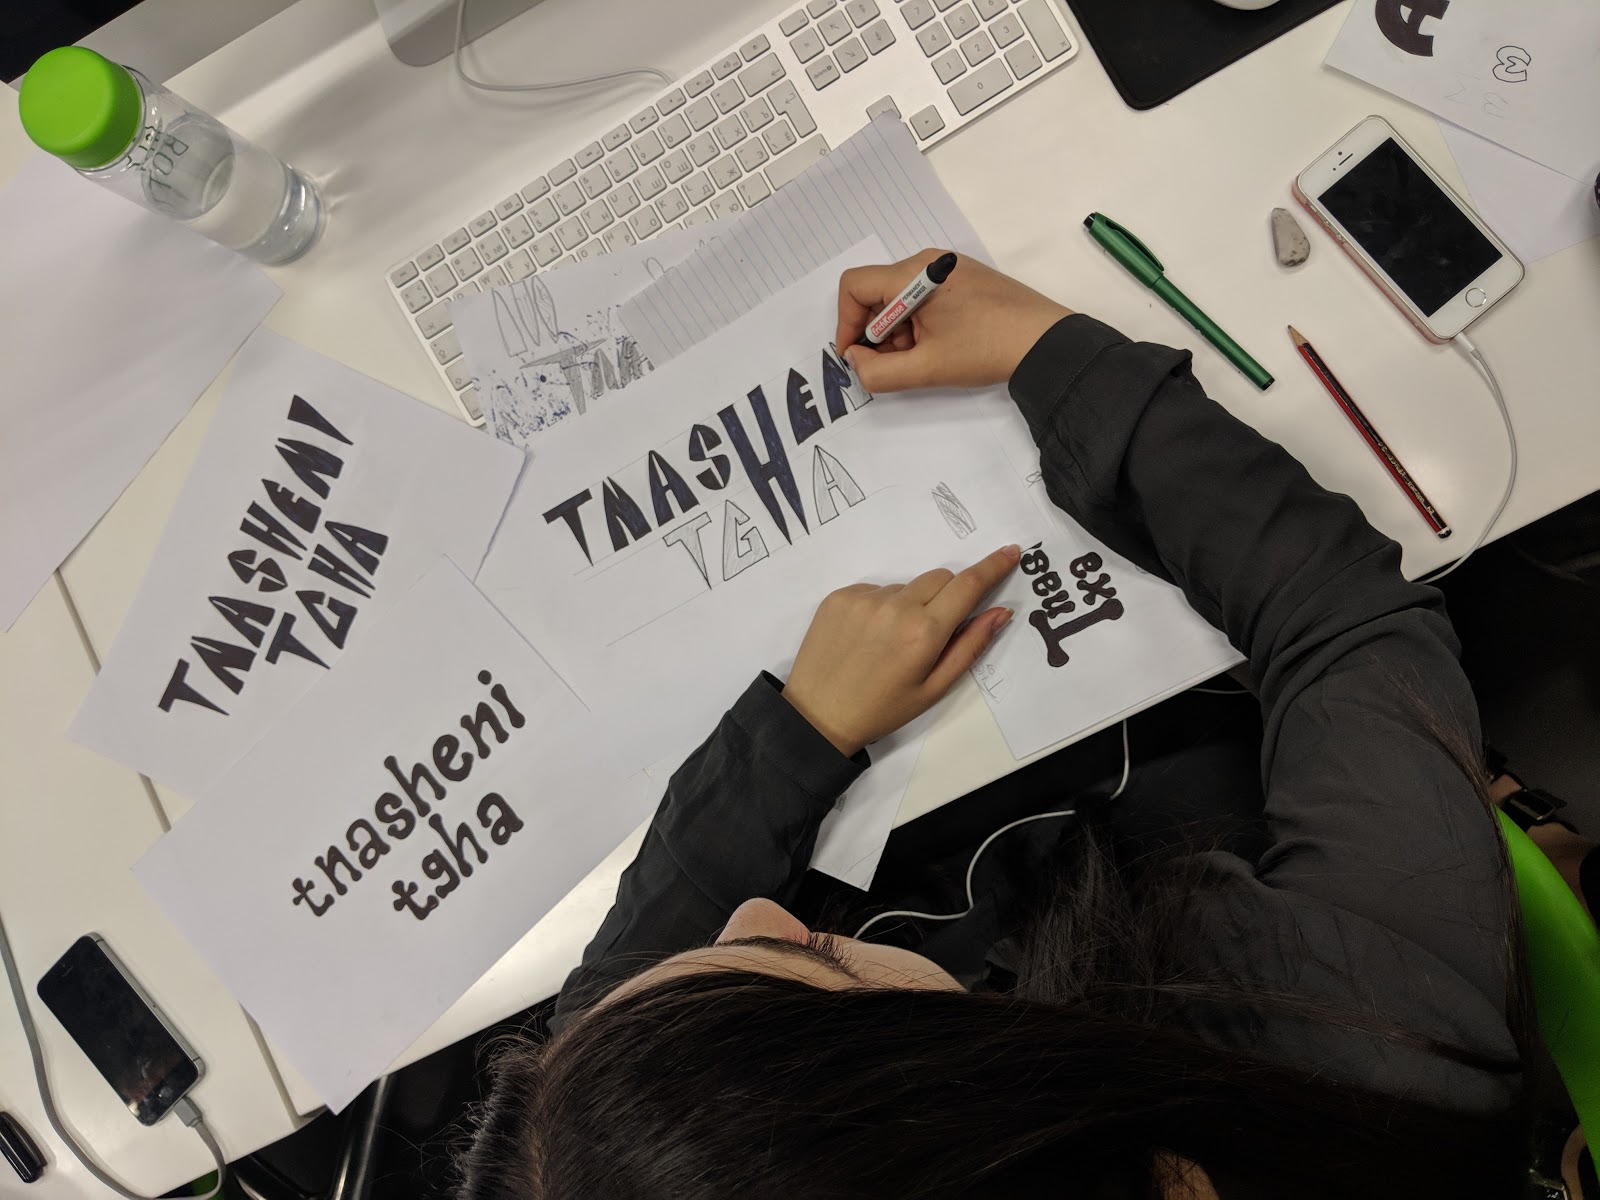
(729, 672, 869, 804)
(1007, 313, 1133, 448)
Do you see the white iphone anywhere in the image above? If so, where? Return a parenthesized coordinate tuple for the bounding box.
(1294, 116, 1524, 344)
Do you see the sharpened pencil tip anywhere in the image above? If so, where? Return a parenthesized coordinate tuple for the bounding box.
(1287, 325, 1306, 346)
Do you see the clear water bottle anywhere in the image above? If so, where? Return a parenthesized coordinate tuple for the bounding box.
(19, 47, 324, 265)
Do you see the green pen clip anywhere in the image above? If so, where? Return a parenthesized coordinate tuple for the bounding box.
(1084, 212, 1274, 391)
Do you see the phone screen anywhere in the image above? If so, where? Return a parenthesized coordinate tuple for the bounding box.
(1318, 137, 1502, 317)
(36, 936, 198, 1125)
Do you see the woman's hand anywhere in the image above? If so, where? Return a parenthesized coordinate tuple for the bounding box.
(781, 545, 1021, 756)
(836, 251, 1073, 393)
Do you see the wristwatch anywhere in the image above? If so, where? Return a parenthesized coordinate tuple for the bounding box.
(1487, 746, 1572, 832)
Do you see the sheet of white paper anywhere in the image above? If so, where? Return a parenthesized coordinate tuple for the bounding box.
(0, 154, 279, 631)
(70, 329, 526, 797)
(1324, 0, 1600, 180)
(1441, 120, 1600, 263)
(477, 243, 1052, 779)
(452, 225, 708, 447)
(971, 500, 1240, 760)
(135, 560, 653, 1111)
(621, 117, 986, 365)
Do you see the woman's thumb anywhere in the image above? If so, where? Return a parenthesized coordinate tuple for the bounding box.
(843, 343, 933, 394)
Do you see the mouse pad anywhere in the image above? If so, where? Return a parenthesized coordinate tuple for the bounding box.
(1063, 0, 1343, 111)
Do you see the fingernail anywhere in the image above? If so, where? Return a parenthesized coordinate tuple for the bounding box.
(842, 346, 860, 369)
(1001, 543, 1021, 560)
(993, 607, 1013, 630)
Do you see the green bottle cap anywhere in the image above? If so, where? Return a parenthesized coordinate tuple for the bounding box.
(18, 47, 143, 170)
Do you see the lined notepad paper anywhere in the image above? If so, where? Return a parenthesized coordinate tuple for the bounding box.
(621, 117, 988, 365)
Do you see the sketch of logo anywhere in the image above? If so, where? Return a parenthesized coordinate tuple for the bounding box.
(931, 483, 976, 538)
(1492, 45, 1531, 83)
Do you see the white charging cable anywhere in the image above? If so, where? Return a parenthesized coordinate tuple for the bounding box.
(1420, 333, 1518, 583)
(0, 909, 226, 1200)
(452, 0, 672, 94)
(853, 719, 1133, 940)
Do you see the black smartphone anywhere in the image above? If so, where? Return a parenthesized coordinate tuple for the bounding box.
(35, 934, 203, 1126)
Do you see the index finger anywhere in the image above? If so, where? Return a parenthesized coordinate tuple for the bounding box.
(834, 251, 945, 349)
(925, 544, 1022, 626)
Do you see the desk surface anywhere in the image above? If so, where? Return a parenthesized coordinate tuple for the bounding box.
(3, 0, 1598, 1188)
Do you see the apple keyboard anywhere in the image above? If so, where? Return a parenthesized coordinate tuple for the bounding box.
(386, 0, 1079, 424)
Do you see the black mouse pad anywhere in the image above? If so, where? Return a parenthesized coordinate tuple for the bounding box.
(1063, 0, 1343, 111)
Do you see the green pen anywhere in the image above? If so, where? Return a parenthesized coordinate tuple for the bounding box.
(1084, 213, 1274, 391)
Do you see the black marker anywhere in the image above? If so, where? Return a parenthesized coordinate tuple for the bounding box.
(857, 252, 957, 346)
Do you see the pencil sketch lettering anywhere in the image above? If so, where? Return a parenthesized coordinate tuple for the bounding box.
(1374, 0, 1449, 57)
(931, 482, 976, 538)
(1492, 45, 1531, 84)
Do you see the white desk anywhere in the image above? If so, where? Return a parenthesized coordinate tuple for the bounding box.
(3, 0, 1598, 1189)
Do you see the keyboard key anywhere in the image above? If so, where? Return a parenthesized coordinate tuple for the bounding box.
(656, 188, 690, 222)
(807, 55, 842, 88)
(658, 87, 687, 113)
(425, 263, 456, 294)
(765, 134, 831, 189)
(961, 30, 995, 63)
(934, 0, 959, 9)
(531, 232, 562, 265)
(1003, 37, 1042, 76)
(737, 173, 773, 206)
(790, 27, 825, 62)
(631, 205, 664, 237)
(711, 80, 743, 114)
(738, 54, 786, 95)
(742, 98, 775, 133)
(1017, 0, 1071, 58)
(576, 141, 605, 168)
(736, 138, 770, 170)
(807, 0, 835, 14)
(902, 0, 935, 28)
(933, 48, 965, 82)
(909, 103, 946, 139)
(442, 228, 471, 254)
(660, 149, 693, 182)
(481, 264, 509, 288)
(548, 158, 577, 185)
(710, 192, 745, 219)
(780, 9, 809, 35)
(976, 0, 1006, 16)
(468, 210, 497, 237)
(603, 124, 631, 151)
(836, 37, 868, 71)
(450, 365, 477, 397)
(608, 182, 641, 216)
(863, 18, 896, 52)
(682, 171, 716, 205)
(714, 52, 743, 78)
(818, 10, 852, 42)
(765, 120, 798, 154)
(450, 248, 483, 279)
(390, 261, 419, 288)
(846, 0, 879, 25)
(494, 194, 524, 220)
(632, 130, 664, 164)
(432, 329, 463, 365)
(989, 11, 1023, 45)
(636, 164, 667, 199)
(581, 199, 614, 232)
(504, 249, 535, 282)
(400, 279, 431, 311)
(867, 95, 900, 120)
(556, 216, 588, 250)
(606, 150, 638, 181)
(659, 113, 691, 147)
(687, 132, 720, 166)
(917, 22, 951, 55)
(605, 225, 638, 251)
(554, 181, 585, 215)
(769, 81, 818, 136)
(946, 55, 1012, 112)
(946, 3, 978, 37)
(501, 214, 534, 248)
(685, 70, 714, 95)
(743, 35, 770, 60)
(418, 301, 452, 339)
(683, 206, 714, 227)
(477, 230, 508, 263)
(714, 115, 747, 149)
(630, 108, 659, 133)
(576, 240, 604, 260)
(579, 164, 612, 199)
(709, 154, 743, 189)
(527, 196, 559, 230)
(685, 96, 718, 130)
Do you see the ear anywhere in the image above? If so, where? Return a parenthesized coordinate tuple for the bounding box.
(716, 898, 811, 945)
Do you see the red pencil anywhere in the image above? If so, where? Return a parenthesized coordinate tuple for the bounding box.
(1288, 326, 1451, 539)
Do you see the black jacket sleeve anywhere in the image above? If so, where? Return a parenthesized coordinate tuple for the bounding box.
(1010, 316, 1516, 1103)
(552, 672, 866, 1024)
